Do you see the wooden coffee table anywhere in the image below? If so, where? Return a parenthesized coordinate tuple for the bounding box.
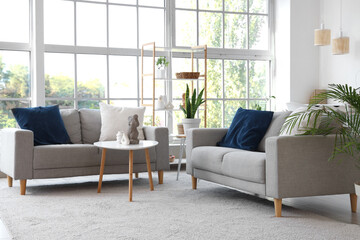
(94, 140, 158, 202)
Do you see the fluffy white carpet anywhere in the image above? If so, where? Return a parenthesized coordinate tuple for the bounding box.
(0, 171, 359, 240)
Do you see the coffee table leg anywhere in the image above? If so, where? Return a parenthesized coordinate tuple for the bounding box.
(97, 148, 107, 193)
(145, 148, 154, 191)
(129, 150, 134, 202)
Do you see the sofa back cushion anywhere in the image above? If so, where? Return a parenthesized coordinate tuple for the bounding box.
(60, 109, 82, 144)
(257, 111, 291, 152)
(79, 109, 101, 144)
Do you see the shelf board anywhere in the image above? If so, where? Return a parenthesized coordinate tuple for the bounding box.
(155, 47, 205, 53)
(154, 78, 205, 81)
(169, 158, 187, 165)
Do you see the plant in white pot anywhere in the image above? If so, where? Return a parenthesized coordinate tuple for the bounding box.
(180, 84, 205, 134)
(283, 84, 360, 196)
(156, 56, 169, 79)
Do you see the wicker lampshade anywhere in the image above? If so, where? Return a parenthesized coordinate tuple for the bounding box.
(332, 36, 349, 55)
(314, 28, 331, 46)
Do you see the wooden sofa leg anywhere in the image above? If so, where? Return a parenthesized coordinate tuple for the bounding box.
(274, 198, 282, 217)
(192, 176, 197, 190)
(20, 180, 27, 195)
(158, 170, 163, 184)
(7, 176, 13, 187)
(350, 193, 357, 213)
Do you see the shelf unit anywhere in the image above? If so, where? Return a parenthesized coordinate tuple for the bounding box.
(141, 42, 208, 128)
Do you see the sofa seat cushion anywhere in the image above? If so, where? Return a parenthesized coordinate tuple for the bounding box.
(191, 146, 239, 174)
(34, 144, 100, 169)
(222, 151, 265, 184)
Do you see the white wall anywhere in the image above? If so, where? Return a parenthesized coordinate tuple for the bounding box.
(274, 0, 320, 109)
(319, 0, 360, 88)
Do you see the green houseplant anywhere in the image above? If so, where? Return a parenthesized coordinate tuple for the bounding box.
(180, 84, 205, 134)
(155, 56, 169, 79)
(283, 84, 360, 194)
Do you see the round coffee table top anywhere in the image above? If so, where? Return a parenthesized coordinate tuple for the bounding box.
(94, 140, 158, 150)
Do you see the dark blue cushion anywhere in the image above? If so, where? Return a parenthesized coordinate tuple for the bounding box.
(217, 108, 274, 151)
(11, 105, 71, 146)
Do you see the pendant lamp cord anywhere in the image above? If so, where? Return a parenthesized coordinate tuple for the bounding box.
(340, 0, 343, 34)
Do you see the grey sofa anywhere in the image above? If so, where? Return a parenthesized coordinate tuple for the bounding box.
(186, 112, 360, 217)
(0, 109, 169, 195)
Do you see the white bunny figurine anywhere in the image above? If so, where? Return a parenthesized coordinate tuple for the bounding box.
(116, 131, 123, 143)
(121, 132, 130, 145)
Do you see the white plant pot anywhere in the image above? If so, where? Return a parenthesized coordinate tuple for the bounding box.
(355, 182, 360, 196)
(156, 69, 166, 79)
(182, 118, 201, 135)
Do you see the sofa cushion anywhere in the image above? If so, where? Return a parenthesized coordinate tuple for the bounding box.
(34, 144, 100, 169)
(257, 111, 291, 152)
(79, 109, 101, 144)
(60, 109, 82, 144)
(217, 108, 274, 151)
(99, 103, 146, 141)
(222, 151, 266, 184)
(191, 146, 239, 174)
(12, 105, 71, 146)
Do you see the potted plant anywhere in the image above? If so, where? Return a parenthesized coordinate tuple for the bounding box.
(179, 84, 205, 134)
(283, 84, 360, 195)
(156, 56, 169, 79)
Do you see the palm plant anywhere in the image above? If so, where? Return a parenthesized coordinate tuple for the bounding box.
(282, 84, 360, 165)
(180, 84, 205, 119)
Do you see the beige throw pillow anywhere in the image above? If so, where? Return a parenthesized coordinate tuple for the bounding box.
(99, 103, 146, 141)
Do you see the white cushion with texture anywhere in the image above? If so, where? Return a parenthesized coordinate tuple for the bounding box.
(99, 103, 146, 141)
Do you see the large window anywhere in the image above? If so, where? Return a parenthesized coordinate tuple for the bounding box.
(173, 0, 272, 128)
(44, 0, 165, 111)
(0, 0, 31, 128)
(0, 0, 272, 131)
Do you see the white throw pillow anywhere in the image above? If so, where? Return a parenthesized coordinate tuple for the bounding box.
(285, 102, 307, 111)
(280, 107, 321, 136)
(99, 103, 146, 141)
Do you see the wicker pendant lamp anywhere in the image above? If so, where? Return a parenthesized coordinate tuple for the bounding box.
(332, 0, 349, 55)
(314, 0, 331, 46)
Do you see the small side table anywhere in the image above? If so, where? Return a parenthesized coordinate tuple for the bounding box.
(94, 140, 158, 202)
(171, 134, 186, 181)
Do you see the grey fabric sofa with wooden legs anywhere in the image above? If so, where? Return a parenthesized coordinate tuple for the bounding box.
(0, 109, 169, 195)
(186, 112, 360, 217)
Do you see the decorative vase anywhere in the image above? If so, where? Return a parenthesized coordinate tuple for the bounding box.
(182, 118, 201, 135)
(355, 182, 360, 196)
(156, 68, 166, 78)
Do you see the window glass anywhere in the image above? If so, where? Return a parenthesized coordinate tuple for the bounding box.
(249, 61, 268, 98)
(76, 3, 107, 47)
(176, 10, 197, 47)
(249, 15, 268, 50)
(224, 60, 247, 99)
(139, 8, 165, 46)
(225, 14, 247, 49)
(138, 0, 164, 7)
(44, 0, 74, 45)
(250, 0, 268, 14)
(199, 0, 222, 11)
(176, 0, 196, 9)
(109, 56, 137, 98)
(199, 12, 223, 48)
(0, 0, 29, 43)
(225, 0, 247, 12)
(77, 54, 107, 99)
(109, 5, 137, 48)
(0, 100, 29, 128)
(45, 53, 75, 98)
(0, 51, 30, 98)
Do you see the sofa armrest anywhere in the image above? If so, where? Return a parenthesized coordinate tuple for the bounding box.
(0, 128, 34, 180)
(186, 128, 228, 175)
(143, 126, 169, 171)
(265, 135, 360, 199)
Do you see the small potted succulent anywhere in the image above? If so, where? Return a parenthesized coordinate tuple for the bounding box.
(180, 84, 205, 134)
(156, 56, 169, 79)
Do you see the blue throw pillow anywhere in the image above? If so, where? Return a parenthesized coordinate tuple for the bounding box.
(217, 108, 274, 151)
(11, 105, 71, 146)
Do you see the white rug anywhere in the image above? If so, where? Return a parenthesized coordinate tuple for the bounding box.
(0, 171, 359, 240)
